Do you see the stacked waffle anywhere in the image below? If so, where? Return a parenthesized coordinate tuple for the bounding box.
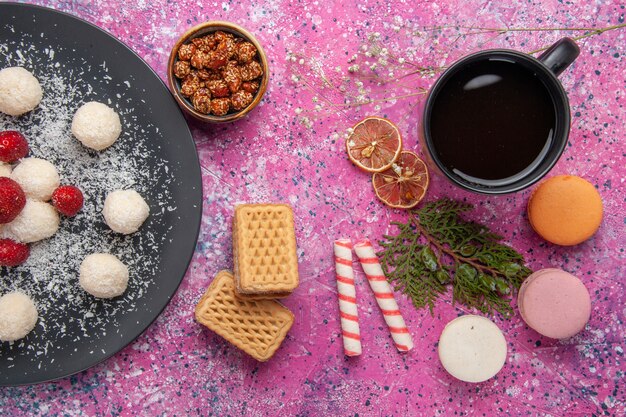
(195, 204, 298, 361)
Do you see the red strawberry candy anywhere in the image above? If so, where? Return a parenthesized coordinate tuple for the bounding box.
(51, 185, 84, 216)
(0, 130, 29, 163)
(0, 177, 26, 223)
(0, 238, 30, 266)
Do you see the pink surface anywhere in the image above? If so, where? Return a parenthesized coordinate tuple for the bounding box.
(518, 268, 592, 340)
(1, 0, 625, 416)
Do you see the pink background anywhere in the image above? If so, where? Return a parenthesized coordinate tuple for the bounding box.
(1, 0, 625, 415)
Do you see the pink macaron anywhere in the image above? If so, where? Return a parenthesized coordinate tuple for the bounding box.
(518, 268, 591, 339)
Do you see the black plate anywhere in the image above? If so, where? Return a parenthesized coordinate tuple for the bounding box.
(0, 3, 202, 385)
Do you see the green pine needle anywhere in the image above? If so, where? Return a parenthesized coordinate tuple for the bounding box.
(377, 198, 532, 317)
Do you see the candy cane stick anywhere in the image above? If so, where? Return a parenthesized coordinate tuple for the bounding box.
(354, 239, 413, 352)
(334, 239, 362, 356)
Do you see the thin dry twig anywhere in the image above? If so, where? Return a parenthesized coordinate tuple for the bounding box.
(286, 22, 626, 120)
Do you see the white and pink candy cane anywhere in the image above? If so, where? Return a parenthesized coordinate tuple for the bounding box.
(334, 239, 362, 356)
(354, 239, 414, 352)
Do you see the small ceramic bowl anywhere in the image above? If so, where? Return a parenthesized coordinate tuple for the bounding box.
(167, 21, 269, 123)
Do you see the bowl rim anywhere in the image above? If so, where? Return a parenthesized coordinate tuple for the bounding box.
(167, 20, 269, 123)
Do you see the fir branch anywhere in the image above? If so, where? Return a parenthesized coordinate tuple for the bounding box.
(378, 198, 532, 317)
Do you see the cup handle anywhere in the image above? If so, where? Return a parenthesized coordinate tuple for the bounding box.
(538, 38, 580, 77)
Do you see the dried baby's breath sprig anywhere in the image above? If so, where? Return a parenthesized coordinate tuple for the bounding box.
(286, 22, 626, 121)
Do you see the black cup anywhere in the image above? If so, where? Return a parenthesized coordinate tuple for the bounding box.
(421, 38, 580, 194)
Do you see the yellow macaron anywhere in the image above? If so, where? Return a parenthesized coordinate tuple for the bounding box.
(527, 175, 603, 246)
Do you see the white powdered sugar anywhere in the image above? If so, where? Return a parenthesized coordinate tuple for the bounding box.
(0, 34, 177, 363)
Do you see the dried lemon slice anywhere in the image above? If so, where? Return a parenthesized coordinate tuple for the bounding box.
(372, 151, 429, 209)
(345, 116, 402, 173)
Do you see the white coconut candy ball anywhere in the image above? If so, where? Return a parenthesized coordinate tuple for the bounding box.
(10, 157, 60, 201)
(0, 67, 43, 116)
(0, 292, 38, 342)
(79, 253, 129, 298)
(71, 101, 122, 151)
(103, 189, 149, 234)
(0, 162, 11, 177)
(3, 199, 59, 243)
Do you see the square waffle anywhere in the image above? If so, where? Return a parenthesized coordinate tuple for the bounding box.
(195, 270, 294, 362)
(233, 203, 299, 297)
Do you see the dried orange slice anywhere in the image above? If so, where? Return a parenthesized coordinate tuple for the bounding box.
(345, 117, 402, 173)
(372, 151, 429, 209)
